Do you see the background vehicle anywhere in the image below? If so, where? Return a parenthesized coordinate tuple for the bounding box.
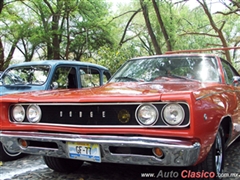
(0, 60, 111, 161)
(0, 49, 240, 180)
(0, 60, 111, 96)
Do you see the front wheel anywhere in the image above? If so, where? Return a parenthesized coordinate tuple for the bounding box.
(0, 142, 24, 161)
(192, 126, 225, 180)
(43, 156, 84, 172)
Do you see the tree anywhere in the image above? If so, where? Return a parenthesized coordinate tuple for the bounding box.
(1, 0, 240, 71)
(197, 0, 231, 62)
(140, 0, 162, 54)
(24, 0, 114, 61)
(152, 0, 172, 51)
(0, 0, 3, 70)
(0, 0, 116, 69)
(0, 0, 22, 70)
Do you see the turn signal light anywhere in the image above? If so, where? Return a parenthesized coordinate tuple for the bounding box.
(18, 139, 28, 148)
(152, 147, 164, 158)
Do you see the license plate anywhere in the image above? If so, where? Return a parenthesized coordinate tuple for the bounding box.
(67, 142, 101, 162)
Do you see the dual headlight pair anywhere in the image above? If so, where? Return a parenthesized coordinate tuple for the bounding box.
(11, 104, 41, 123)
(136, 103, 185, 126)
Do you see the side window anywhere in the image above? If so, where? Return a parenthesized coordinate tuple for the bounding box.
(221, 60, 237, 85)
(80, 68, 100, 88)
(51, 67, 77, 89)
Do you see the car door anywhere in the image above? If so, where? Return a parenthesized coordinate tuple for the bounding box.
(50, 66, 78, 89)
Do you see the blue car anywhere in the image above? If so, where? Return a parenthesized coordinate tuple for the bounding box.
(0, 60, 111, 161)
(0, 60, 111, 96)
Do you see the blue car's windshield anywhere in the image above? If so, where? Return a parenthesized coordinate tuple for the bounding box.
(1, 65, 50, 85)
(110, 56, 220, 83)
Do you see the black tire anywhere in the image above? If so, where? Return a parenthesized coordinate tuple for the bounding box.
(0, 142, 25, 161)
(191, 126, 225, 180)
(43, 156, 84, 173)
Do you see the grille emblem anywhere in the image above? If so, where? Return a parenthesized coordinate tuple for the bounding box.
(60, 110, 106, 118)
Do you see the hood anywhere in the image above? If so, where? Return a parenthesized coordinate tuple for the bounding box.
(2, 81, 203, 103)
(0, 85, 31, 96)
(0, 84, 42, 96)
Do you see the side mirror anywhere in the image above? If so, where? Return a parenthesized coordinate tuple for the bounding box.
(233, 76, 240, 86)
(51, 82, 58, 90)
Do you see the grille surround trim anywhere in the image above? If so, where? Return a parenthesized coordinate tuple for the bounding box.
(9, 102, 190, 128)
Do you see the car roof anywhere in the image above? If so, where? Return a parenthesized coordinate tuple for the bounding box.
(129, 53, 217, 61)
(7, 60, 109, 70)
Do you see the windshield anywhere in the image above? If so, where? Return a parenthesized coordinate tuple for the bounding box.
(1, 65, 50, 85)
(109, 56, 220, 83)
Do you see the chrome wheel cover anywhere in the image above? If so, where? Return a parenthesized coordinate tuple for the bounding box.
(3, 145, 21, 157)
(215, 131, 223, 174)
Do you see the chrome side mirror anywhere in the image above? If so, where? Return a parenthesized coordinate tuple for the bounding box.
(233, 76, 240, 86)
(51, 82, 58, 89)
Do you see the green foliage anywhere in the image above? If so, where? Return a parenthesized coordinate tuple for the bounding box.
(96, 46, 136, 74)
(1, 0, 240, 72)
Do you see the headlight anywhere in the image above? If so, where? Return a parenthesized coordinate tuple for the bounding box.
(136, 104, 158, 126)
(26, 105, 42, 123)
(12, 105, 25, 122)
(162, 103, 185, 126)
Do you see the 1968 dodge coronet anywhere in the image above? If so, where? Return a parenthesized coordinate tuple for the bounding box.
(1, 48, 240, 180)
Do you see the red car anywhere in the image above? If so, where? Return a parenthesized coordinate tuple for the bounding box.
(1, 48, 240, 180)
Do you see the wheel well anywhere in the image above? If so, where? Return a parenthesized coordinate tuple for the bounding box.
(220, 117, 231, 144)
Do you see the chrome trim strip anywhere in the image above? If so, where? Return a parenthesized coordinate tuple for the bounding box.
(196, 89, 239, 101)
(10, 102, 189, 106)
(0, 131, 200, 167)
(10, 122, 190, 128)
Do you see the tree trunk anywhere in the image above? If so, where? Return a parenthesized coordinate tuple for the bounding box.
(0, 0, 4, 70)
(4, 40, 19, 69)
(0, 38, 4, 70)
(197, 0, 231, 63)
(0, 0, 3, 13)
(52, 13, 60, 59)
(140, 0, 162, 55)
(43, 0, 61, 60)
(152, 0, 172, 51)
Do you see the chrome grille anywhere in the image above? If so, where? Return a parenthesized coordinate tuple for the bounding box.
(10, 103, 190, 127)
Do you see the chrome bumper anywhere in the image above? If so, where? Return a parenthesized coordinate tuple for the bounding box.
(0, 131, 200, 166)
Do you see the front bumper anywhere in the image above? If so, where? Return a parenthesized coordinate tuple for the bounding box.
(0, 131, 200, 166)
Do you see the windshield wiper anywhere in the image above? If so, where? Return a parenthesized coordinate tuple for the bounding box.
(169, 74, 199, 81)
